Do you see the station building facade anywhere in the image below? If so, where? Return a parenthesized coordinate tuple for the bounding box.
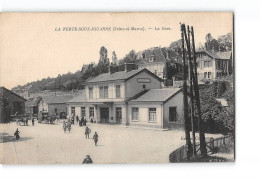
(83, 68, 163, 125)
(67, 67, 186, 129)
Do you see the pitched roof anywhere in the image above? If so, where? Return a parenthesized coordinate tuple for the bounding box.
(85, 68, 163, 84)
(66, 93, 87, 103)
(197, 50, 232, 60)
(42, 95, 74, 104)
(130, 88, 181, 102)
(138, 48, 167, 65)
(0, 87, 27, 102)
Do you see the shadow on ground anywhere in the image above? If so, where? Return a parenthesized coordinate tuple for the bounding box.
(0, 133, 33, 143)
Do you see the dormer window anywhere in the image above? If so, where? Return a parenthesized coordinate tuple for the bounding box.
(149, 55, 155, 62)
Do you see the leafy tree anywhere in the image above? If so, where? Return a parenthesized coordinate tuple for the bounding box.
(205, 33, 220, 52)
(192, 79, 234, 135)
(217, 33, 232, 51)
(111, 51, 118, 65)
(120, 50, 138, 64)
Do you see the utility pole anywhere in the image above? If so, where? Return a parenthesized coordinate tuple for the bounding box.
(190, 26, 207, 157)
(185, 25, 197, 156)
(180, 23, 193, 160)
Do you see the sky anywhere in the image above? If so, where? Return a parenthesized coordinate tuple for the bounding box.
(0, 12, 233, 89)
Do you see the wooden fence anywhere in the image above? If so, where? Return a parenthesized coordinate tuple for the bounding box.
(169, 135, 233, 162)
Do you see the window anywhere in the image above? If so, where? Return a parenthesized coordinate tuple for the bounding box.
(149, 108, 156, 122)
(81, 107, 86, 117)
(89, 87, 93, 99)
(104, 86, 108, 98)
(169, 107, 177, 122)
(208, 61, 212, 67)
(149, 55, 154, 62)
(99, 86, 104, 98)
(204, 72, 207, 79)
(208, 72, 212, 79)
(116, 85, 121, 98)
(132, 107, 139, 121)
(89, 107, 94, 118)
(99, 86, 108, 98)
(204, 61, 208, 68)
(71, 107, 75, 115)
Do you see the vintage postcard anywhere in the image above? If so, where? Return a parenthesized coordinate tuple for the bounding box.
(0, 12, 234, 164)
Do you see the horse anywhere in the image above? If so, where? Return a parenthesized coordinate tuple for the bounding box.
(16, 117, 29, 126)
(63, 121, 71, 133)
(45, 116, 56, 124)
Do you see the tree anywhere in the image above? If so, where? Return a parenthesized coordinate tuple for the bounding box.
(198, 42, 205, 51)
(217, 33, 232, 51)
(122, 50, 137, 63)
(111, 51, 118, 65)
(97, 46, 110, 74)
(205, 33, 220, 52)
(99, 46, 108, 64)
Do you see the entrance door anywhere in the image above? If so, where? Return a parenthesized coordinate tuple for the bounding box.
(116, 107, 122, 124)
(100, 107, 109, 123)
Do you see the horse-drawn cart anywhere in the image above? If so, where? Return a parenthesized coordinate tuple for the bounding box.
(11, 114, 29, 126)
(38, 112, 57, 124)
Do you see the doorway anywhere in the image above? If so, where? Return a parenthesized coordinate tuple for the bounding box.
(116, 107, 122, 124)
(100, 107, 109, 123)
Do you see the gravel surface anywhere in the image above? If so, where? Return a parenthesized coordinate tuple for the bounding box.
(0, 121, 222, 164)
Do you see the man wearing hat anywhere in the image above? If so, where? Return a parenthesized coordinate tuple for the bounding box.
(82, 155, 93, 164)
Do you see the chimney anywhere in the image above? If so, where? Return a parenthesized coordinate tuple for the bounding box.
(124, 63, 136, 72)
(109, 65, 119, 74)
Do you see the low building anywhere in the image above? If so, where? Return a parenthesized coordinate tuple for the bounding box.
(128, 88, 185, 129)
(196, 50, 232, 82)
(0, 87, 26, 123)
(25, 96, 42, 116)
(82, 67, 163, 125)
(66, 93, 87, 119)
(38, 95, 74, 117)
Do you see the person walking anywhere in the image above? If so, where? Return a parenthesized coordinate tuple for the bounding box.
(85, 126, 91, 139)
(82, 155, 93, 164)
(63, 120, 66, 133)
(14, 128, 20, 140)
(76, 115, 79, 123)
(32, 118, 35, 126)
(93, 132, 98, 146)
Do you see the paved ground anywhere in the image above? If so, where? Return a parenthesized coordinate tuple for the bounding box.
(0, 121, 222, 164)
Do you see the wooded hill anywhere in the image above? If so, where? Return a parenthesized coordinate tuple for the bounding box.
(12, 32, 232, 92)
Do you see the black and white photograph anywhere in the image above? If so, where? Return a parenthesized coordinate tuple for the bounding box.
(0, 12, 234, 164)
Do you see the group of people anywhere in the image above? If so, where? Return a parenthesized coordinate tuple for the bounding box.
(85, 126, 99, 146)
(82, 127, 99, 164)
(63, 116, 99, 146)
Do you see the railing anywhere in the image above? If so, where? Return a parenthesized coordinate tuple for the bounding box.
(169, 135, 233, 162)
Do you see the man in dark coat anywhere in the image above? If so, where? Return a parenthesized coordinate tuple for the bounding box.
(32, 118, 35, 126)
(14, 128, 20, 140)
(76, 115, 79, 123)
(82, 155, 93, 164)
(85, 126, 91, 139)
(93, 132, 98, 146)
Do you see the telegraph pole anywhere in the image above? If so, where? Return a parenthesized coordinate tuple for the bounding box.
(190, 26, 207, 157)
(180, 23, 193, 160)
(185, 25, 197, 156)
